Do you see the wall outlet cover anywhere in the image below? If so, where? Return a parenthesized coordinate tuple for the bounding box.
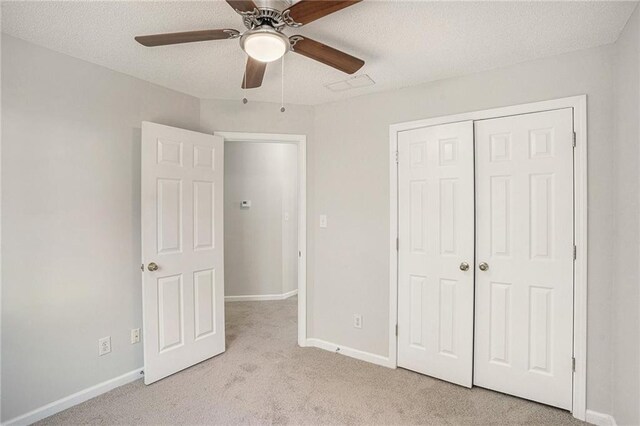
(98, 336, 111, 356)
(353, 314, 363, 329)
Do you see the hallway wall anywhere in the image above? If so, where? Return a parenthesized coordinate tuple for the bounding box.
(224, 142, 298, 298)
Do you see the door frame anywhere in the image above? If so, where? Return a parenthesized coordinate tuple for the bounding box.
(214, 131, 307, 347)
(388, 95, 588, 421)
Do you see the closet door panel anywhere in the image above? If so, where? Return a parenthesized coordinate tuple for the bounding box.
(474, 109, 574, 410)
(397, 121, 474, 387)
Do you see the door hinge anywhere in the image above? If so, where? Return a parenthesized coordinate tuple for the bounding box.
(395, 151, 399, 163)
(396, 237, 399, 251)
(395, 324, 398, 336)
(572, 357, 576, 372)
(572, 132, 577, 148)
(573, 245, 577, 260)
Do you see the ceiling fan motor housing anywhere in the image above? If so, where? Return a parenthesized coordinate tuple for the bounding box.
(240, 7, 300, 31)
(253, 0, 294, 12)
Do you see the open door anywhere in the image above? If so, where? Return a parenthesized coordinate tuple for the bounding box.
(141, 122, 225, 385)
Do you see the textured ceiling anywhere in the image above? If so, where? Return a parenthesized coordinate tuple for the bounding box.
(1, 1, 637, 105)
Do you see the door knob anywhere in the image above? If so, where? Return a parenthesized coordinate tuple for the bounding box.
(479, 262, 489, 271)
(147, 262, 159, 272)
(459, 262, 470, 271)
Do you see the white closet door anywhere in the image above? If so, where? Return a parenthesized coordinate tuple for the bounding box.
(474, 109, 574, 409)
(397, 121, 475, 387)
(141, 122, 225, 385)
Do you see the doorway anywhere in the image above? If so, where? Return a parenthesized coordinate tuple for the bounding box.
(389, 96, 588, 421)
(215, 132, 307, 347)
(140, 126, 306, 387)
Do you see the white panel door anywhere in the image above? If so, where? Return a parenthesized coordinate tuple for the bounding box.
(142, 121, 225, 385)
(397, 121, 475, 387)
(474, 109, 574, 409)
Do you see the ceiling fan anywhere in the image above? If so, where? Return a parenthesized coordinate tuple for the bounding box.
(135, 0, 365, 90)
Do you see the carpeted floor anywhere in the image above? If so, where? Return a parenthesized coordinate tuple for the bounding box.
(40, 297, 585, 425)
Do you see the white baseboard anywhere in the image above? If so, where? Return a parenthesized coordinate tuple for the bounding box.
(306, 338, 395, 368)
(3, 368, 143, 426)
(586, 410, 617, 426)
(225, 289, 298, 302)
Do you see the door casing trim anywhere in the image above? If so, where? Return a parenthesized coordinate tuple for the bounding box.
(388, 95, 588, 421)
(214, 131, 307, 347)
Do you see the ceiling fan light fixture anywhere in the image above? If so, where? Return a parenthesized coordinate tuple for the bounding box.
(240, 28, 289, 63)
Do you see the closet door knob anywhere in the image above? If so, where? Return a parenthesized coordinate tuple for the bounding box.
(479, 262, 489, 271)
(147, 262, 159, 272)
(459, 262, 470, 271)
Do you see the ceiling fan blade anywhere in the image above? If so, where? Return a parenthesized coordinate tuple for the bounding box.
(290, 36, 364, 74)
(242, 57, 267, 89)
(135, 29, 240, 47)
(226, 0, 258, 13)
(283, 0, 362, 26)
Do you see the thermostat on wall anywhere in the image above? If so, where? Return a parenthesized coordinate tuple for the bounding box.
(241, 200, 251, 208)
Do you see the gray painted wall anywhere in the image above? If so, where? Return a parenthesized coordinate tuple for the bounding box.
(612, 4, 640, 425)
(224, 142, 298, 297)
(312, 45, 616, 414)
(1, 35, 201, 421)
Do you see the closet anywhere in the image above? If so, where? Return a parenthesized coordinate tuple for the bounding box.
(396, 108, 575, 410)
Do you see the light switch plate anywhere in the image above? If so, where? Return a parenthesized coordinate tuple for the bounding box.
(131, 328, 140, 344)
(320, 215, 328, 228)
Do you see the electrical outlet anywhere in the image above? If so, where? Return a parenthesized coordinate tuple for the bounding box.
(131, 328, 140, 344)
(353, 314, 363, 329)
(98, 336, 111, 356)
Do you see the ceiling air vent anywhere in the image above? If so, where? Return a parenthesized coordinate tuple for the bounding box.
(325, 74, 375, 92)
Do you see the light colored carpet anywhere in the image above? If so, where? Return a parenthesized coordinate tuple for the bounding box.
(40, 297, 585, 425)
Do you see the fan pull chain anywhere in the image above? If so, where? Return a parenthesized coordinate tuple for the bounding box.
(280, 55, 285, 113)
(242, 58, 248, 105)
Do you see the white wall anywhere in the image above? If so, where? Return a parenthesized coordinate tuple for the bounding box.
(311, 45, 616, 414)
(1, 35, 201, 422)
(224, 142, 298, 297)
(612, 4, 640, 425)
